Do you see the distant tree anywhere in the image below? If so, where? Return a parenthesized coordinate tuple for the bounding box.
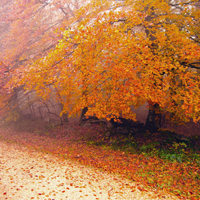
(0, 0, 85, 119)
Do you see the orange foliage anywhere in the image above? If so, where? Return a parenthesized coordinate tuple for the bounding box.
(1, 0, 200, 123)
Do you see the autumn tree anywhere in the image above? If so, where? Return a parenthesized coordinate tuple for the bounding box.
(1, 0, 200, 128)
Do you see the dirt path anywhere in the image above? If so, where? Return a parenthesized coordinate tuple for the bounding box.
(0, 140, 179, 200)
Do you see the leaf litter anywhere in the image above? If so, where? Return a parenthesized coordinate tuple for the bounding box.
(0, 123, 198, 199)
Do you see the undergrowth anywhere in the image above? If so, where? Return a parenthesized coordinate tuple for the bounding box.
(87, 129, 200, 199)
(92, 130, 200, 164)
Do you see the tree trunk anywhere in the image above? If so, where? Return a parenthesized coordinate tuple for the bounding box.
(143, 5, 162, 132)
(79, 107, 88, 123)
(144, 103, 162, 133)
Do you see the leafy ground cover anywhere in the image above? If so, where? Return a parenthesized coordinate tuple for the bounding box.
(0, 119, 199, 199)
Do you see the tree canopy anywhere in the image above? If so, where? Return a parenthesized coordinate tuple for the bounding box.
(0, 0, 200, 123)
